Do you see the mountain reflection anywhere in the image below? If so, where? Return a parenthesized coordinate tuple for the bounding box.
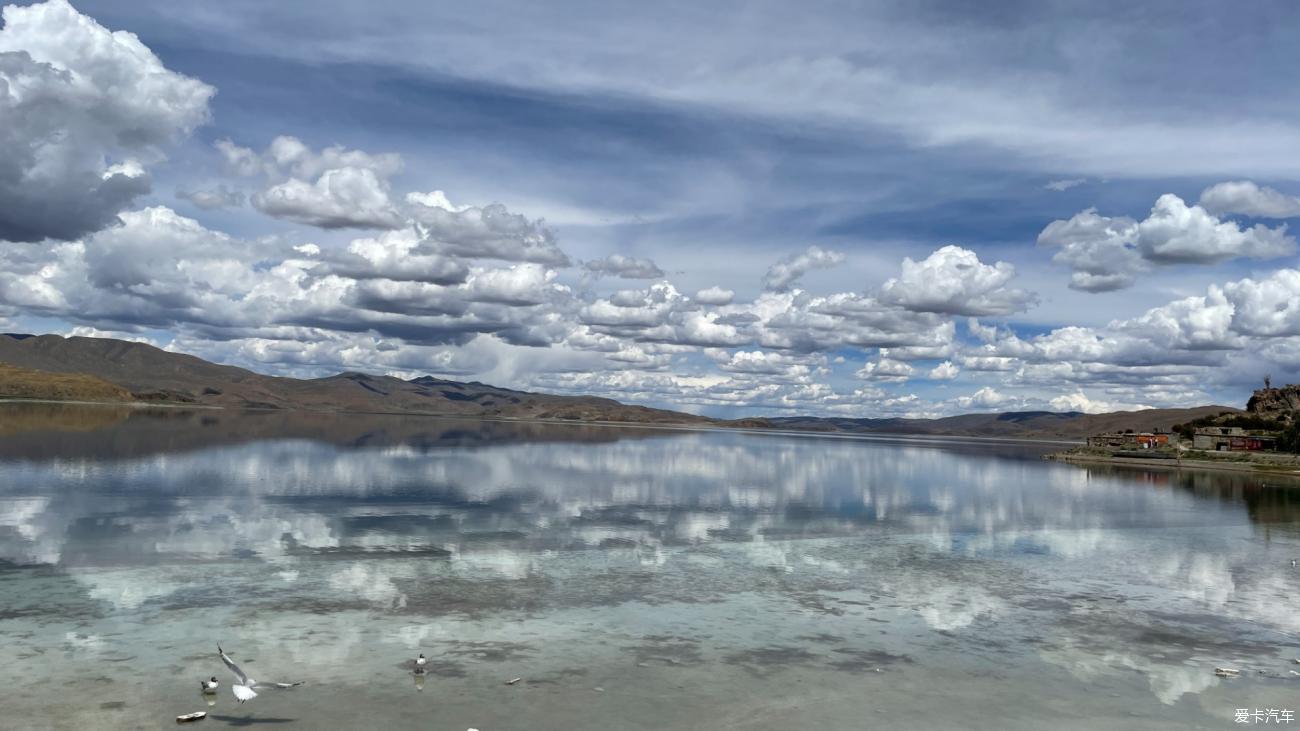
(0, 402, 679, 460)
(0, 404, 1291, 573)
(3, 405, 1299, 716)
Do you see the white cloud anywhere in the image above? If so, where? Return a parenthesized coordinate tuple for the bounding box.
(856, 357, 914, 382)
(220, 136, 406, 230)
(1219, 269, 1300, 338)
(0, 0, 213, 242)
(714, 350, 820, 381)
(952, 386, 1009, 410)
(1037, 208, 1143, 292)
(1041, 194, 1295, 290)
(582, 254, 665, 279)
(1199, 181, 1300, 219)
(253, 166, 403, 229)
(330, 227, 467, 284)
(693, 286, 735, 305)
(1049, 391, 1150, 414)
(465, 263, 560, 306)
(880, 245, 1035, 316)
(762, 245, 845, 291)
(753, 290, 955, 353)
(0, 204, 578, 352)
(409, 193, 571, 266)
(928, 361, 959, 380)
(1136, 194, 1293, 264)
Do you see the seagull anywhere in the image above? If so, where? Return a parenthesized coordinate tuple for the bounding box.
(200, 676, 219, 694)
(415, 653, 427, 673)
(218, 645, 303, 702)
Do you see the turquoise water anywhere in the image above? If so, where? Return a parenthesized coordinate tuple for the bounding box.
(1, 404, 1297, 729)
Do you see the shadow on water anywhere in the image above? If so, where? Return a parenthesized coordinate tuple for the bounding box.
(209, 715, 297, 726)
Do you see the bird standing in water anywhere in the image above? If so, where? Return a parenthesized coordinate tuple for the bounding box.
(200, 677, 219, 695)
(413, 653, 428, 692)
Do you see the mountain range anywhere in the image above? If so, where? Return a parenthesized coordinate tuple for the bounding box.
(0, 333, 1237, 440)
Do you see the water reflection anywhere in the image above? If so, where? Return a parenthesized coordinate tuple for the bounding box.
(0, 404, 1298, 727)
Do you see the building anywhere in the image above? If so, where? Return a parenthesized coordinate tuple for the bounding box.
(1087, 432, 1171, 450)
(1191, 427, 1277, 452)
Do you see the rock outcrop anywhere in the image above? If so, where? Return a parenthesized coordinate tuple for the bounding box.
(1246, 384, 1300, 418)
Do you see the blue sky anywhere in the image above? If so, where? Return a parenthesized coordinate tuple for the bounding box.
(2, 0, 1299, 416)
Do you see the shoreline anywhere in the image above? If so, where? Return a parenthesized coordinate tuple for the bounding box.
(1045, 450, 1300, 477)
(0, 397, 1083, 447)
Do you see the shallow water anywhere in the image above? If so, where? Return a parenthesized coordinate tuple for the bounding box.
(1, 404, 1298, 730)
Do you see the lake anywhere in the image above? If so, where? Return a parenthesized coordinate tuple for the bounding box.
(1, 403, 1297, 730)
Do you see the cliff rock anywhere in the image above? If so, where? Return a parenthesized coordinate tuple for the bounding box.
(1246, 384, 1300, 418)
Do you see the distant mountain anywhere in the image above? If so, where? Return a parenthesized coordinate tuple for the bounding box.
(0, 334, 711, 425)
(762, 406, 1240, 440)
(0, 333, 1241, 440)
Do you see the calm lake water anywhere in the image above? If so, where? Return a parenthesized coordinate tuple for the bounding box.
(1, 403, 1298, 730)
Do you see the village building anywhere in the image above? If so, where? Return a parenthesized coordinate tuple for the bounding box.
(1086, 432, 1172, 450)
(1191, 427, 1277, 452)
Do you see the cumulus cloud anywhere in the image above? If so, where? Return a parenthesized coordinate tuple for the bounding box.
(856, 357, 914, 382)
(1049, 391, 1150, 414)
(1042, 194, 1295, 290)
(880, 245, 1035, 316)
(327, 227, 468, 285)
(0, 204, 575, 352)
(1199, 181, 1300, 219)
(755, 290, 955, 353)
(951, 386, 1009, 411)
(254, 167, 403, 229)
(1037, 208, 1143, 292)
(1136, 193, 1293, 264)
(5, 194, 1289, 418)
(928, 361, 959, 380)
(714, 350, 822, 381)
(409, 192, 571, 266)
(693, 286, 735, 305)
(218, 136, 405, 229)
(0, 0, 213, 242)
(582, 254, 665, 279)
(176, 185, 245, 210)
(762, 245, 845, 291)
(939, 267, 1300, 413)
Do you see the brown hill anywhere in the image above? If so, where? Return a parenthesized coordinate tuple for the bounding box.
(0, 333, 709, 425)
(0, 332, 1245, 440)
(0, 362, 134, 403)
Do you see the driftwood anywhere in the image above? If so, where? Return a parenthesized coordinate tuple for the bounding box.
(1214, 667, 1240, 677)
(505, 677, 522, 685)
(176, 711, 207, 723)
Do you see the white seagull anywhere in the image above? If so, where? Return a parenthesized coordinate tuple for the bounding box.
(415, 653, 427, 672)
(218, 645, 303, 702)
(200, 676, 219, 694)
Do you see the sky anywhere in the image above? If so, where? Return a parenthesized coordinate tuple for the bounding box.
(2, 0, 1299, 418)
